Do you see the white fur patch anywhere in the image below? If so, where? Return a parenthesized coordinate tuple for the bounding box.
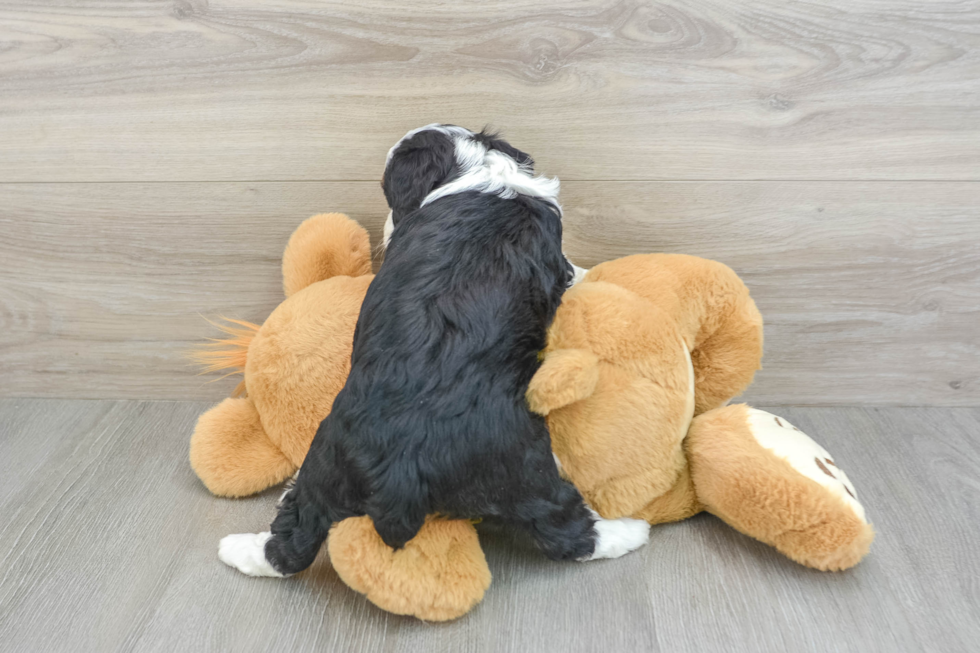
(421, 134, 561, 210)
(745, 409, 867, 522)
(553, 452, 567, 478)
(569, 262, 589, 286)
(382, 210, 394, 250)
(581, 510, 650, 561)
(277, 471, 299, 507)
(218, 532, 284, 577)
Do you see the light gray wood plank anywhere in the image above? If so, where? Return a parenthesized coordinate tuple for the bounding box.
(0, 181, 388, 401)
(1, 400, 978, 652)
(1, 0, 978, 182)
(1, 181, 977, 404)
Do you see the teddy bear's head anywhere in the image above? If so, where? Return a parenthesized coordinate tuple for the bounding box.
(525, 254, 764, 523)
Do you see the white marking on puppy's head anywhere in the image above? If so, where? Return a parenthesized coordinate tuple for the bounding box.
(422, 140, 561, 210)
(381, 125, 562, 245)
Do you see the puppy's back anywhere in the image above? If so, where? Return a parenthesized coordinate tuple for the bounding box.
(327, 190, 570, 541)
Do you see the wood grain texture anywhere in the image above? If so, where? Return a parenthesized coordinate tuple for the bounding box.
(1, 0, 979, 181)
(0, 400, 978, 652)
(1, 181, 977, 404)
(562, 181, 980, 406)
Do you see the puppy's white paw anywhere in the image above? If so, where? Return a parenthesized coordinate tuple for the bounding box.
(582, 517, 650, 561)
(218, 532, 283, 577)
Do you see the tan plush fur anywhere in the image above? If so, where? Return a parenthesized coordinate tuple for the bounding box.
(328, 516, 490, 622)
(191, 216, 873, 622)
(190, 397, 295, 497)
(190, 318, 259, 397)
(586, 255, 764, 414)
(526, 348, 599, 416)
(535, 279, 699, 519)
(282, 212, 374, 297)
(189, 213, 375, 493)
(687, 405, 875, 571)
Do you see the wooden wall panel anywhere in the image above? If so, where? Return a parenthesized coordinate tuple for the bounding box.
(1, 181, 976, 404)
(0, 0, 978, 182)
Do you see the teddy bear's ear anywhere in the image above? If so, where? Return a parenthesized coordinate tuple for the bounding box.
(282, 213, 373, 297)
(526, 349, 600, 416)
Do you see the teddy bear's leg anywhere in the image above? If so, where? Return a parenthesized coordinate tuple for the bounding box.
(190, 397, 297, 498)
(328, 516, 492, 621)
(689, 291, 764, 415)
(686, 404, 873, 571)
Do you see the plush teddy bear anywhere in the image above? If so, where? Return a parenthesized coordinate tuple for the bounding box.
(191, 213, 873, 622)
(525, 253, 872, 572)
(190, 212, 374, 498)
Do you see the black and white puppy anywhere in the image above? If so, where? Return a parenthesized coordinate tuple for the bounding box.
(219, 125, 648, 577)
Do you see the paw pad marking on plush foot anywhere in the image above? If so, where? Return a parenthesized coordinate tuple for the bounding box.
(218, 532, 284, 577)
(746, 408, 866, 522)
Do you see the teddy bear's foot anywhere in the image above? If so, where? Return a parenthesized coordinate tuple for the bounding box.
(688, 404, 874, 571)
(190, 398, 297, 497)
(581, 512, 651, 561)
(328, 516, 491, 622)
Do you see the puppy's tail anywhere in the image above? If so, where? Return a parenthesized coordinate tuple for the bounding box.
(367, 471, 429, 550)
(188, 317, 260, 397)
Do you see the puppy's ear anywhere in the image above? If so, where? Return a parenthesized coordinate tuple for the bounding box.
(474, 128, 534, 171)
(382, 130, 458, 222)
(526, 349, 600, 416)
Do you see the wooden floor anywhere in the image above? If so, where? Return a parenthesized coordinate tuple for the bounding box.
(0, 399, 977, 653)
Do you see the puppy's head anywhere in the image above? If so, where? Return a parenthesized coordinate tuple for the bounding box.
(381, 124, 536, 244)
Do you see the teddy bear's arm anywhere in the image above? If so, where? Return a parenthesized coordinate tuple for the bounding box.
(526, 348, 600, 416)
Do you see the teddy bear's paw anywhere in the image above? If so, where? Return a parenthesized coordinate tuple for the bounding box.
(218, 532, 284, 578)
(582, 516, 651, 561)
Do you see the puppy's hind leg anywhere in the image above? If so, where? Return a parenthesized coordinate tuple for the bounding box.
(219, 483, 334, 577)
(511, 450, 649, 561)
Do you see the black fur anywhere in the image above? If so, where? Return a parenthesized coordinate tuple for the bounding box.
(381, 129, 460, 227)
(263, 129, 597, 575)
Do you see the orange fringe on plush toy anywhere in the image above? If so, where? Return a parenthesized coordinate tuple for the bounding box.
(188, 317, 259, 397)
